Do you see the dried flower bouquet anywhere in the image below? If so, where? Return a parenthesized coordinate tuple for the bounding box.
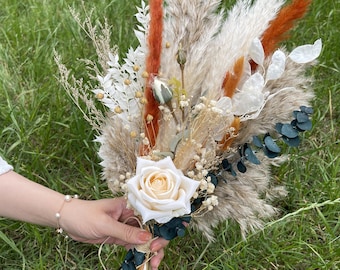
(56, 0, 322, 269)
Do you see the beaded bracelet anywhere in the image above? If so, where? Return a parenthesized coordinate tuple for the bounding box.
(56, 194, 79, 234)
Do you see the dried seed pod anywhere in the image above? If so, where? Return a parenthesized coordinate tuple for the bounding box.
(152, 77, 173, 104)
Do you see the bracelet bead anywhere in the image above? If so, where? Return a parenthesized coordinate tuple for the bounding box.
(56, 194, 79, 234)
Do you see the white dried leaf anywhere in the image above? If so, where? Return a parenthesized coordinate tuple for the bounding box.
(288, 39, 322, 64)
(232, 73, 265, 115)
(266, 50, 286, 81)
(215, 96, 233, 116)
(249, 38, 264, 66)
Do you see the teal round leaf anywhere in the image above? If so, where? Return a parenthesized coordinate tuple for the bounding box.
(293, 110, 299, 119)
(154, 217, 188, 240)
(275, 123, 283, 133)
(264, 136, 281, 153)
(221, 159, 237, 176)
(252, 136, 263, 148)
(222, 159, 231, 170)
(237, 160, 247, 173)
(297, 120, 312, 131)
(177, 228, 186, 237)
(263, 147, 280, 158)
(122, 249, 140, 270)
(134, 250, 146, 266)
(245, 147, 261, 164)
(291, 119, 297, 128)
(125, 250, 134, 261)
(282, 135, 300, 147)
(301, 106, 313, 114)
(122, 262, 135, 270)
(281, 124, 299, 138)
(208, 172, 218, 186)
(296, 111, 309, 123)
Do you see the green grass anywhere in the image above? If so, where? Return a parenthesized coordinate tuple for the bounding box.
(0, 0, 339, 269)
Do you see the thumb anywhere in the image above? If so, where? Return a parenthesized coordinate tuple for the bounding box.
(110, 221, 152, 245)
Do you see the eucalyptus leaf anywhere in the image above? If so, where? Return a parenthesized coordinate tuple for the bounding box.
(222, 159, 231, 170)
(134, 249, 146, 266)
(237, 160, 247, 173)
(296, 111, 309, 123)
(208, 173, 218, 186)
(297, 120, 312, 131)
(281, 124, 299, 138)
(177, 228, 186, 237)
(264, 136, 281, 153)
(245, 147, 261, 164)
(263, 148, 280, 158)
(252, 135, 263, 148)
(290, 119, 298, 128)
(301, 106, 314, 114)
(275, 123, 283, 133)
(282, 136, 300, 147)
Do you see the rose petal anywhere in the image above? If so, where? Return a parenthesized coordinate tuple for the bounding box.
(126, 157, 200, 224)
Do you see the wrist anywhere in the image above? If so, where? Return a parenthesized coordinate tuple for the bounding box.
(55, 194, 79, 234)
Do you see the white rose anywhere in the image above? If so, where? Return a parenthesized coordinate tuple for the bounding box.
(126, 156, 200, 224)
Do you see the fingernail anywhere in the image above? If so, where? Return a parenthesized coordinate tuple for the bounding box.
(138, 231, 151, 242)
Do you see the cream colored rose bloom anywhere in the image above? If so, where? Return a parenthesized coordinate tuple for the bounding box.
(127, 157, 200, 224)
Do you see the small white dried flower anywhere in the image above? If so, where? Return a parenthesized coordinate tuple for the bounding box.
(114, 106, 123, 114)
(211, 195, 218, 206)
(180, 100, 189, 108)
(121, 183, 128, 192)
(193, 155, 200, 161)
(124, 79, 131, 85)
(130, 131, 137, 138)
(135, 91, 143, 98)
(143, 137, 150, 145)
(211, 107, 223, 114)
(139, 97, 147, 104)
(195, 162, 204, 171)
(194, 172, 202, 180)
(187, 171, 195, 178)
(207, 183, 215, 194)
(146, 114, 154, 123)
(200, 180, 208, 190)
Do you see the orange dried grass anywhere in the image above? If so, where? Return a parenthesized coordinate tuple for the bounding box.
(140, 0, 163, 156)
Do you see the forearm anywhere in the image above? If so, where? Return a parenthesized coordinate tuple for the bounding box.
(0, 170, 64, 228)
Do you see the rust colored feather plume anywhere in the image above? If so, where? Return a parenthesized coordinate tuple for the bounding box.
(141, 0, 163, 155)
(261, 0, 312, 56)
(223, 56, 245, 98)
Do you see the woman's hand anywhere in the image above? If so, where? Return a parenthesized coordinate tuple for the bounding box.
(60, 197, 168, 269)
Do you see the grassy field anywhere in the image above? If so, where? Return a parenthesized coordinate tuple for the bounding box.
(0, 0, 339, 269)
